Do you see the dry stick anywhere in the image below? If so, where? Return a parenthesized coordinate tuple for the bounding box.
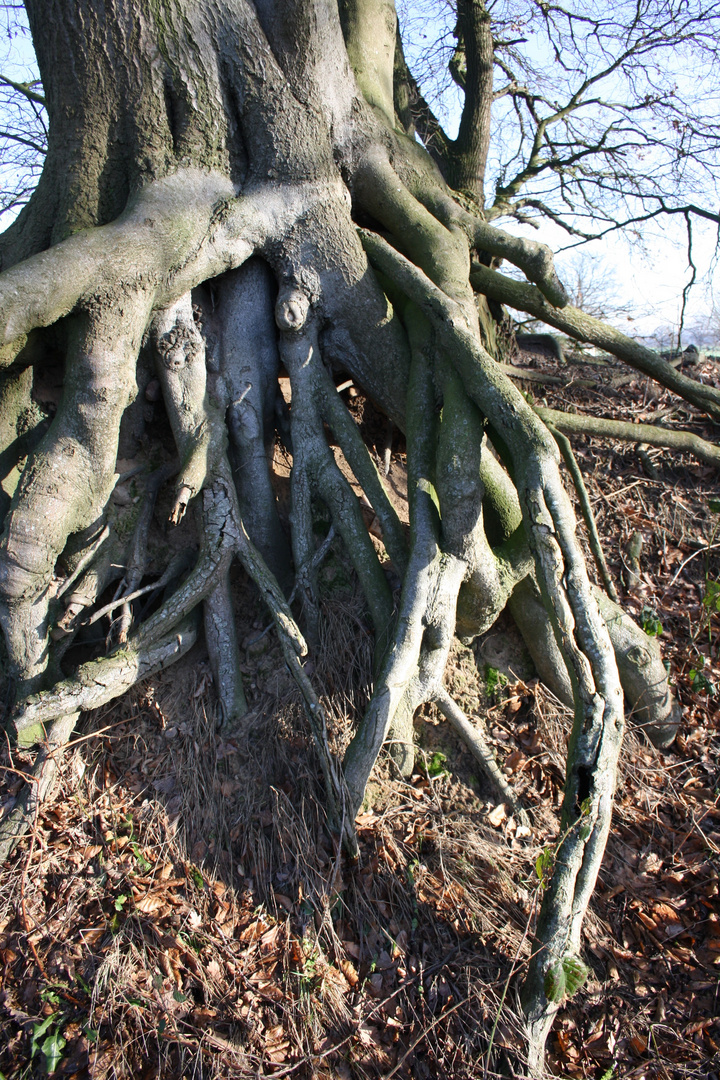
(545, 422, 619, 603)
(663, 540, 720, 592)
(432, 687, 529, 826)
(82, 550, 194, 628)
(535, 405, 720, 471)
(18, 790, 47, 976)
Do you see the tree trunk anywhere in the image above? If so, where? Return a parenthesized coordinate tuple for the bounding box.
(0, 1, 684, 1071)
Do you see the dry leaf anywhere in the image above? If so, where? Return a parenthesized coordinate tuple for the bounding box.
(487, 803, 508, 827)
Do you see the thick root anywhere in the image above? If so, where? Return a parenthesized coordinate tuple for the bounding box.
(0, 296, 153, 692)
(212, 259, 290, 584)
(277, 289, 394, 656)
(13, 617, 199, 739)
(204, 572, 247, 726)
(510, 575, 681, 748)
(360, 227, 625, 1070)
(538, 405, 720, 471)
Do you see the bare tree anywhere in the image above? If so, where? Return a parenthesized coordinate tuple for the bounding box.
(0, 1, 716, 1072)
(398, 0, 720, 238)
(0, 4, 45, 223)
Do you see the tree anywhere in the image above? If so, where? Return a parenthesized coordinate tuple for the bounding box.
(0, 0, 718, 1071)
(0, 4, 46, 222)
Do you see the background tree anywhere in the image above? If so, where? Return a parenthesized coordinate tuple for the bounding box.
(0, 0, 718, 1071)
(0, 4, 45, 222)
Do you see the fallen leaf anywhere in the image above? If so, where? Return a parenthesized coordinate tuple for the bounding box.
(488, 803, 508, 827)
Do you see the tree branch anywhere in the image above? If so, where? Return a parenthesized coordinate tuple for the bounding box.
(0, 72, 44, 105)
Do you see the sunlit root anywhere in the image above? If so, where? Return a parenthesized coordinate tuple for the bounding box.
(479, 439, 681, 748)
(510, 575, 681, 749)
(547, 423, 618, 602)
(151, 295, 215, 522)
(538, 405, 720, 471)
(343, 320, 466, 802)
(470, 261, 720, 421)
(0, 296, 153, 692)
(0, 170, 254, 357)
(359, 227, 624, 1068)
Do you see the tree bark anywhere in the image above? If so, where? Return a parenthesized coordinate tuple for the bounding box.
(0, 2, 686, 1072)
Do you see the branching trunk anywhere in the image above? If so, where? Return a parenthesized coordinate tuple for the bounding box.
(0, 1, 690, 1072)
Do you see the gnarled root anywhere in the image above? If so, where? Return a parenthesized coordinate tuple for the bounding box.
(276, 288, 395, 660)
(0, 296, 153, 694)
(510, 575, 681, 749)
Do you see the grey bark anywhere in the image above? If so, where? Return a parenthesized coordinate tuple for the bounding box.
(0, 2, 690, 1071)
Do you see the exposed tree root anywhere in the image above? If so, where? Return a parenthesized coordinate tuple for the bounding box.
(358, 228, 627, 1068)
(212, 259, 290, 584)
(0, 140, 695, 1074)
(537, 405, 720, 470)
(0, 295, 154, 695)
(547, 423, 619, 603)
(469, 261, 720, 421)
(0, 617, 199, 861)
(0, 711, 79, 865)
(510, 576, 681, 750)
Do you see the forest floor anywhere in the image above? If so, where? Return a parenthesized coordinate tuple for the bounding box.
(1, 344, 719, 1080)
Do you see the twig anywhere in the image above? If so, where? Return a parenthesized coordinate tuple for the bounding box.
(664, 541, 720, 592)
(82, 550, 194, 628)
(383, 995, 470, 1080)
